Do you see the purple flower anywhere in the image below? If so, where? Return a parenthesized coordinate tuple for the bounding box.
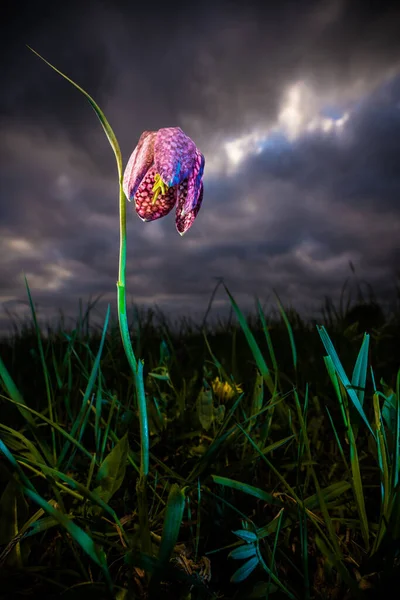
(123, 127, 205, 236)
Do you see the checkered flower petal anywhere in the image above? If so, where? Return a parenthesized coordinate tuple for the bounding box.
(123, 130, 156, 202)
(183, 149, 205, 215)
(135, 165, 177, 222)
(176, 182, 204, 236)
(154, 127, 197, 187)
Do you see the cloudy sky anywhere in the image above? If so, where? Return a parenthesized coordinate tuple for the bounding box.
(1, 0, 400, 338)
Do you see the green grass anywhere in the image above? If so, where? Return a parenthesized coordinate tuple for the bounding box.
(0, 272, 399, 600)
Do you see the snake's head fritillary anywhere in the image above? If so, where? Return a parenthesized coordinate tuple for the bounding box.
(123, 127, 205, 236)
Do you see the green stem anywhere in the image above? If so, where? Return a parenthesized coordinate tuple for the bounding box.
(116, 184, 149, 478)
(116, 182, 151, 556)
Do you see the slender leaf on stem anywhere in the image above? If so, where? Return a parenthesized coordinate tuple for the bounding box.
(27, 46, 123, 178)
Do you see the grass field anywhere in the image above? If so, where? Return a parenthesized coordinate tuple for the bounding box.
(0, 273, 399, 600)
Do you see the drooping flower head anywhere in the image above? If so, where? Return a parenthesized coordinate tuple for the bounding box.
(123, 127, 205, 235)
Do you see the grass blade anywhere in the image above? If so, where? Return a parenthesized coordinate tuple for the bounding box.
(223, 284, 277, 397)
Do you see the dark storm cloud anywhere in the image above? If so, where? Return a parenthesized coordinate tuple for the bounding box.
(1, 0, 400, 337)
(242, 74, 400, 214)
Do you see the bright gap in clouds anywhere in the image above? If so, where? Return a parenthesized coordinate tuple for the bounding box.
(222, 81, 349, 172)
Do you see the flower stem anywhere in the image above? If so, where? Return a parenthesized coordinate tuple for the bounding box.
(117, 184, 149, 478)
(117, 182, 151, 554)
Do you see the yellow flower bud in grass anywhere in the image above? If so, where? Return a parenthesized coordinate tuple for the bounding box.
(211, 377, 243, 403)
